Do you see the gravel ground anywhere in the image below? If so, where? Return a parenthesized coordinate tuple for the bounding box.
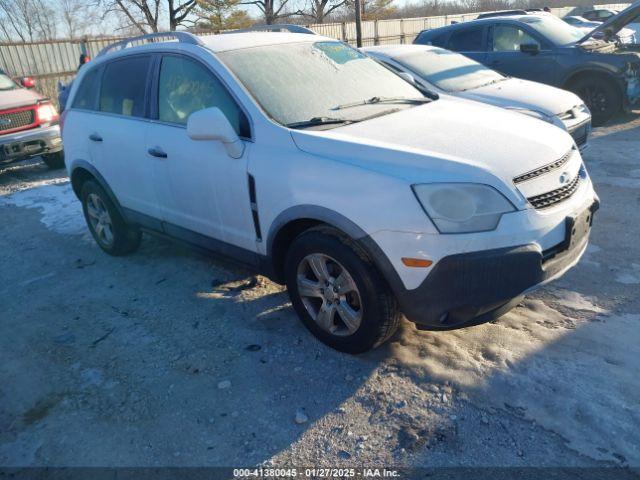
(0, 113, 639, 470)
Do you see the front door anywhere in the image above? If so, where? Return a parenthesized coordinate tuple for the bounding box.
(486, 24, 558, 85)
(145, 54, 255, 250)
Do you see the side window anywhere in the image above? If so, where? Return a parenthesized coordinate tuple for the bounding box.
(72, 67, 99, 110)
(158, 55, 249, 137)
(99, 56, 150, 118)
(448, 27, 484, 52)
(492, 25, 540, 52)
(428, 32, 450, 48)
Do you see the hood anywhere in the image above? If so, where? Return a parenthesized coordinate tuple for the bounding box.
(0, 87, 43, 111)
(578, 1, 640, 44)
(290, 96, 574, 201)
(459, 78, 583, 116)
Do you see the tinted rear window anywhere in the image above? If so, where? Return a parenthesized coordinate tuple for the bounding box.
(99, 56, 150, 118)
(449, 26, 484, 51)
(72, 67, 99, 110)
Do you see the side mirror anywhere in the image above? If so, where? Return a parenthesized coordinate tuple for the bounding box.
(520, 43, 540, 55)
(187, 107, 244, 159)
(397, 71, 416, 84)
(20, 76, 36, 89)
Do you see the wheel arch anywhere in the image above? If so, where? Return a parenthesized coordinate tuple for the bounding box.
(69, 160, 126, 219)
(266, 206, 404, 295)
(562, 67, 624, 95)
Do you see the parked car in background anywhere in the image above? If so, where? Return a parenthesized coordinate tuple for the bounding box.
(63, 31, 598, 353)
(0, 69, 64, 169)
(582, 8, 619, 22)
(414, 3, 640, 125)
(563, 15, 637, 44)
(362, 44, 591, 150)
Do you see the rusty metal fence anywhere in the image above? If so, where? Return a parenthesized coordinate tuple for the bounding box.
(0, 3, 630, 103)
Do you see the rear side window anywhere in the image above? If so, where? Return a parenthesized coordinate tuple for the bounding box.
(99, 56, 150, 118)
(157, 55, 249, 137)
(72, 67, 99, 110)
(427, 32, 450, 48)
(449, 27, 484, 52)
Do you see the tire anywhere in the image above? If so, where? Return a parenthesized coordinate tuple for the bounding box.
(80, 180, 141, 256)
(570, 75, 622, 127)
(41, 151, 65, 169)
(284, 226, 400, 354)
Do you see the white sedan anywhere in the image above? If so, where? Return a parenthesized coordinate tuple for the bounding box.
(362, 44, 592, 150)
(563, 15, 637, 44)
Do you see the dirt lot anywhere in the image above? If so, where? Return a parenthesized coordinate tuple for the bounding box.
(1, 113, 639, 470)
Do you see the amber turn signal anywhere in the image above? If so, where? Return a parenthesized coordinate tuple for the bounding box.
(401, 257, 433, 268)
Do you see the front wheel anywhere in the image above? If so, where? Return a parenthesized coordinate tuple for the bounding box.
(285, 226, 400, 354)
(41, 151, 65, 169)
(571, 76, 622, 126)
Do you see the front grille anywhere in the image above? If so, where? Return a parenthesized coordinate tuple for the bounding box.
(568, 122, 589, 148)
(0, 107, 36, 134)
(513, 148, 574, 184)
(527, 173, 581, 209)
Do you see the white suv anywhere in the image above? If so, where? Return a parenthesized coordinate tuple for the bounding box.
(62, 32, 598, 353)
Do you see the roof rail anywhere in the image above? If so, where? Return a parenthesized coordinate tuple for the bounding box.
(223, 24, 315, 34)
(97, 31, 203, 57)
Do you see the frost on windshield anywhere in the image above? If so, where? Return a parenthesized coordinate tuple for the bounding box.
(219, 41, 421, 126)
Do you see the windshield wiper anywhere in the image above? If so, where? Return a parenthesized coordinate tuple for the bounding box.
(286, 116, 356, 129)
(332, 96, 433, 111)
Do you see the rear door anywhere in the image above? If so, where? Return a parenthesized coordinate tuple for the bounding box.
(485, 23, 558, 84)
(88, 55, 160, 218)
(446, 25, 488, 64)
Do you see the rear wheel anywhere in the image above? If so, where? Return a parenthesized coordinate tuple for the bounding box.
(285, 226, 400, 354)
(570, 76, 621, 126)
(80, 180, 141, 256)
(41, 151, 65, 169)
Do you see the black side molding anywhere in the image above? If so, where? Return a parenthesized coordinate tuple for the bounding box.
(248, 174, 262, 241)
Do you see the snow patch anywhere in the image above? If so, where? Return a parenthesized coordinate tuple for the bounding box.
(390, 296, 640, 464)
(0, 181, 86, 236)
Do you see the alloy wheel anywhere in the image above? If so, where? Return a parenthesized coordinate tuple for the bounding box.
(296, 253, 363, 336)
(86, 193, 114, 247)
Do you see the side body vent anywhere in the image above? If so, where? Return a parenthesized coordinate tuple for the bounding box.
(248, 174, 262, 242)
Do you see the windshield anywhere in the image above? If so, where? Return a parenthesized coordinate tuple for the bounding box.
(395, 48, 504, 92)
(218, 41, 426, 127)
(520, 15, 586, 45)
(0, 74, 17, 91)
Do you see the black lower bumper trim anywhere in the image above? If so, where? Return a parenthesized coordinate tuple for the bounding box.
(395, 202, 597, 329)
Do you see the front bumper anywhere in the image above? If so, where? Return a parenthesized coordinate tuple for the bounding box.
(393, 200, 598, 329)
(0, 125, 62, 164)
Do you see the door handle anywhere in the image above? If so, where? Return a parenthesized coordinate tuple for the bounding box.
(148, 147, 167, 159)
(89, 133, 103, 142)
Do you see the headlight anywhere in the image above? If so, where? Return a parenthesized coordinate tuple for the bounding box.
(575, 103, 591, 116)
(412, 183, 516, 234)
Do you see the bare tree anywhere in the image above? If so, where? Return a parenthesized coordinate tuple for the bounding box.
(239, 0, 294, 24)
(297, 0, 347, 23)
(0, 0, 57, 41)
(58, 0, 98, 37)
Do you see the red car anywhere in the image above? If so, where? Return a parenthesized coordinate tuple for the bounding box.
(0, 69, 64, 169)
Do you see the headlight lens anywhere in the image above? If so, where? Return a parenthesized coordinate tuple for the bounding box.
(576, 103, 590, 115)
(413, 183, 516, 233)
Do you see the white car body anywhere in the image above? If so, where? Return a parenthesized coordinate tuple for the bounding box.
(563, 16, 637, 44)
(362, 44, 592, 150)
(62, 32, 598, 349)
